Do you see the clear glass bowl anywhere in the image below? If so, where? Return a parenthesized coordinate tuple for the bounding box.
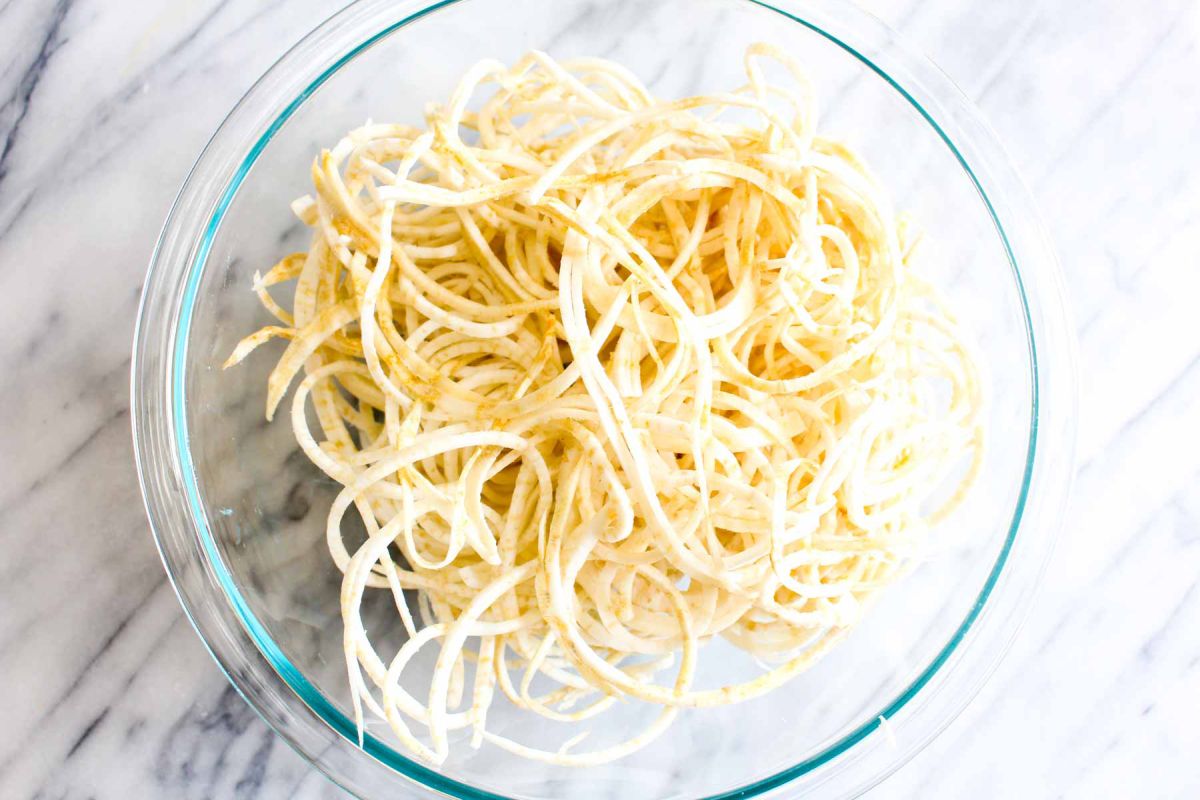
(131, 0, 1077, 797)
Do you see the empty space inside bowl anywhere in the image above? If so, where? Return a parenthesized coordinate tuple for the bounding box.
(180, 0, 1033, 796)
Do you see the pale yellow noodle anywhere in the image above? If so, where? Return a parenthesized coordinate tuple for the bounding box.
(227, 44, 984, 766)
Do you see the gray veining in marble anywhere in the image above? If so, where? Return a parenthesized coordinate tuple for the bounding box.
(0, 0, 1196, 797)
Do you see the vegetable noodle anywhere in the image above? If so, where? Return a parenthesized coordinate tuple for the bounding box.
(228, 44, 983, 766)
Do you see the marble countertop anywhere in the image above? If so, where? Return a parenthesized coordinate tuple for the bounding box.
(1, 0, 1197, 797)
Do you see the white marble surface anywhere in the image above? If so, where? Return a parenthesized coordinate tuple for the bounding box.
(0, 0, 1197, 797)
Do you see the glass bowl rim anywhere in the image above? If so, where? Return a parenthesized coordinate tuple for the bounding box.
(131, 0, 1078, 797)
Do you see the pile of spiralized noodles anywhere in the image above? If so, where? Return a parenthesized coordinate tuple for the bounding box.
(228, 44, 983, 766)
